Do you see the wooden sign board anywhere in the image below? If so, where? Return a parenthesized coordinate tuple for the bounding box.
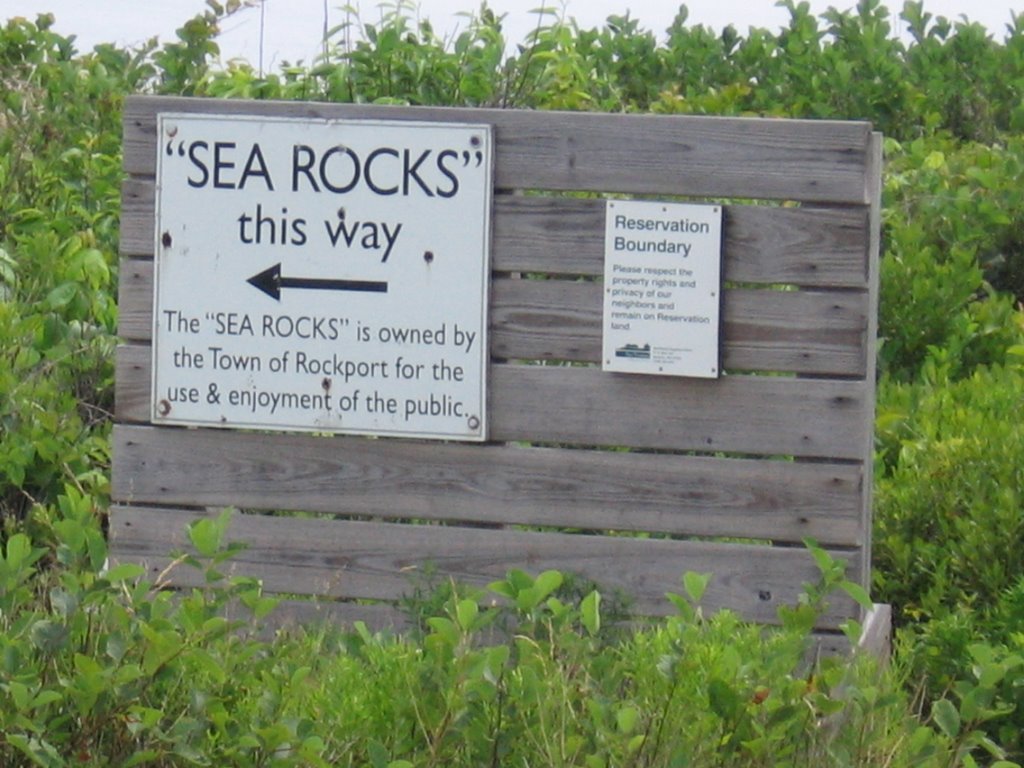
(113, 97, 882, 644)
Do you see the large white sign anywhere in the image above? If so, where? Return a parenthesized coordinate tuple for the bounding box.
(152, 113, 493, 440)
(602, 200, 722, 378)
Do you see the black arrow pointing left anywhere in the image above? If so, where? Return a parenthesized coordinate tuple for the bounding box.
(247, 263, 388, 301)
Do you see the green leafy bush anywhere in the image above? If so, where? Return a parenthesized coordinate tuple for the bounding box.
(4, 2, 1024, 763)
(875, 363, 1024, 619)
(0, 521, 978, 766)
(875, 362, 1024, 758)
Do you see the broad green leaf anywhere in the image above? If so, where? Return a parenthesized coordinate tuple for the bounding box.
(708, 678, 741, 720)
(581, 590, 601, 636)
(532, 570, 564, 602)
(616, 705, 639, 734)
(30, 620, 69, 655)
(45, 282, 78, 309)
(839, 581, 873, 611)
(683, 571, 711, 604)
(455, 598, 478, 631)
(931, 699, 960, 739)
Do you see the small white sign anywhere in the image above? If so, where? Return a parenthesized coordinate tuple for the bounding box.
(602, 200, 722, 378)
(152, 113, 492, 440)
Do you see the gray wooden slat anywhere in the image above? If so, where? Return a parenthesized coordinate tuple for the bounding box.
(123, 96, 872, 203)
(263, 600, 409, 634)
(490, 279, 866, 375)
(108, 506, 860, 627)
(115, 344, 867, 459)
(489, 365, 867, 459)
(115, 343, 149, 424)
(119, 177, 151, 257)
(117, 260, 866, 375)
(120, 179, 869, 287)
(858, 132, 884, 589)
(858, 604, 892, 659)
(117, 257, 150, 337)
(492, 196, 869, 285)
(111, 424, 863, 545)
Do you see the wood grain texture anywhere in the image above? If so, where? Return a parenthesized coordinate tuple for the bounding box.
(115, 344, 868, 459)
(117, 260, 867, 375)
(489, 365, 868, 459)
(262, 599, 409, 634)
(116, 99, 880, 632)
(123, 96, 872, 203)
(857, 603, 892, 659)
(490, 278, 867, 375)
(111, 424, 863, 545)
(858, 132, 884, 587)
(108, 505, 860, 627)
(120, 179, 869, 287)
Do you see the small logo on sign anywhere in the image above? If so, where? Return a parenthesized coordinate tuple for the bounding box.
(615, 343, 651, 360)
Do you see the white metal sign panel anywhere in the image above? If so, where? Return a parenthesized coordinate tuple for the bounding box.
(152, 113, 493, 440)
(602, 200, 722, 378)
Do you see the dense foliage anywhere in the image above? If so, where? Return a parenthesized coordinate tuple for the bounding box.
(2, 0, 1024, 763)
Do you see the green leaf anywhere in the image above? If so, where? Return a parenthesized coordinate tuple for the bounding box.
(455, 598, 478, 631)
(532, 570, 564, 603)
(616, 705, 639, 734)
(30, 620, 69, 655)
(45, 281, 78, 309)
(367, 740, 389, 768)
(426, 617, 459, 646)
(581, 590, 601, 636)
(4, 533, 41, 571)
(839, 580, 873, 611)
(7, 734, 64, 768)
(931, 698, 960, 739)
(708, 678, 741, 721)
(682, 571, 711, 604)
(188, 511, 233, 558)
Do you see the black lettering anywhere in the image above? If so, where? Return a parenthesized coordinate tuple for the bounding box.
(213, 141, 237, 189)
(187, 140, 210, 188)
(403, 149, 434, 197)
(239, 143, 274, 191)
(436, 149, 460, 198)
(292, 144, 318, 192)
(237, 211, 253, 243)
(365, 147, 400, 195)
(320, 146, 360, 194)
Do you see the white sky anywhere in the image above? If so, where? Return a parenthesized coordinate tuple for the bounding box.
(4, 0, 1021, 69)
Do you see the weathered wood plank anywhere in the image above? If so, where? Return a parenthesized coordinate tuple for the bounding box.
(117, 260, 867, 375)
(858, 132, 884, 587)
(489, 365, 867, 459)
(115, 344, 867, 459)
(857, 603, 892, 659)
(264, 600, 409, 634)
(123, 96, 872, 203)
(108, 506, 860, 627)
(490, 278, 867, 375)
(492, 196, 869, 285)
(111, 424, 863, 545)
(120, 179, 869, 287)
(119, 177, 151, 257)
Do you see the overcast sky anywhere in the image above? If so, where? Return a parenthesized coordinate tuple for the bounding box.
(5, 0, 1021, 69)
